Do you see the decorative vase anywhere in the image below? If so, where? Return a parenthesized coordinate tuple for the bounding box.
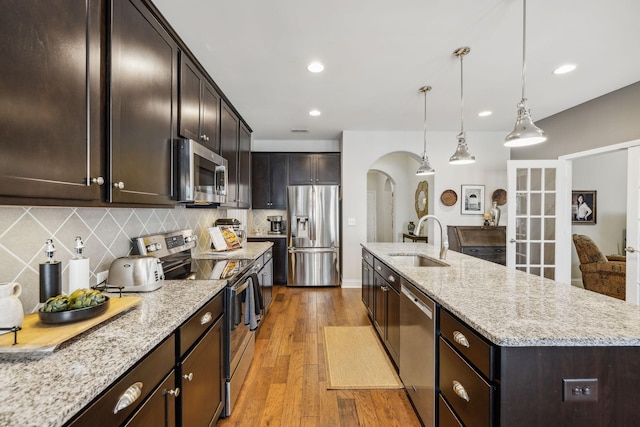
(0, 282, 24, 334)
(407, 221, 416, 235)
(490, 201, 501, 227)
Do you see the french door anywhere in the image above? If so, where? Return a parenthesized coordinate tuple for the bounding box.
(507, 160, 571, 284)
(625, 146, 640, 304)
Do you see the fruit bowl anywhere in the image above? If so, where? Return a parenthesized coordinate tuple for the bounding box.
(38, 297, 110, 324)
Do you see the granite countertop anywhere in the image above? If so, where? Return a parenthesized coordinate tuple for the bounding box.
(193, 241, 274, 259)
(0, 241, 272, 427)
(247, 232, 287, 239)
(363, 242, 640, 347)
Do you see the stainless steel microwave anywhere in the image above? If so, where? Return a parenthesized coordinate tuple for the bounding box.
(173, 139, 228, 204)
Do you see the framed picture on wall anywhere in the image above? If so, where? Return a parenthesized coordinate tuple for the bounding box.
(461, 185, 485, 215)
(572, 190, 596, 224)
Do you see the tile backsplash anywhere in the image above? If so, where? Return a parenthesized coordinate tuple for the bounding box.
(0, 206, 225, 313)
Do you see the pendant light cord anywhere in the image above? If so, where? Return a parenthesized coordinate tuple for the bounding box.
(460, 52, 465, 134)
(423, 89, 427, 154)
(521, 0, 527, 101)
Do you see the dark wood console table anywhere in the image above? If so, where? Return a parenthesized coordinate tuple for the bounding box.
(402, 233, 428, 243)
(447, 226, 506, 265)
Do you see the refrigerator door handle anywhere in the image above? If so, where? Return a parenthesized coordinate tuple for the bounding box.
(310, 186, 316, 241)
(288, 247, 338, 254)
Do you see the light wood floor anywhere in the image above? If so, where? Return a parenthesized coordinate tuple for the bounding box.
(218, 285, 421, 427)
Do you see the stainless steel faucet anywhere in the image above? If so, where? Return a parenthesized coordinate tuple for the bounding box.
(415, 214, 449, 260)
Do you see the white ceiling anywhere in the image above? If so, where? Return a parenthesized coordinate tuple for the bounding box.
(153, 0, 640, 141)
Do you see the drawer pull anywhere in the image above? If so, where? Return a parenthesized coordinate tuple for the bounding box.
(200, 312, 213, 325)
(387, 275, 395, 283)
(183, 372, 194, 381)
(453, 330, 470, 348)
(376, 265, 382, 271)
(452, 380, 470, 402)
(164, 387, 180, 397)
(113, 382, 143, 414)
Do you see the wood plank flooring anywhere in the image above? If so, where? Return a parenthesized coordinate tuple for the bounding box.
(218, 286, 421, 427)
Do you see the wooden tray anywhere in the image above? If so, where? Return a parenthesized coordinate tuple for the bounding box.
(0, 296, 141, 353)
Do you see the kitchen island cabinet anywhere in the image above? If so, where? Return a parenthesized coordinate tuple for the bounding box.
(372, 257, 400, 367)
(0, 0, 103, 202)
(362, 242, 640, 426)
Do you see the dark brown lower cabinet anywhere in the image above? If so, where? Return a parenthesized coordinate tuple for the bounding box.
(248, 238, 287, 285)
(125, 370, 177, 427)
(372, 259, 400, 367)
(179, 314, 224, 427)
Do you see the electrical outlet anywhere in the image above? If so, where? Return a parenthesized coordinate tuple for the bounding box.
(96, 270, 108, 286)
(563, 378, 598, 402)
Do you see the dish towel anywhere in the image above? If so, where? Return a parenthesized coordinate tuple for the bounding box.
(244, 273, 263, 331)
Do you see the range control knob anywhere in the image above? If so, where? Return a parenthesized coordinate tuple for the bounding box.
(146, 243, 158, 252)
(184, 235, 197, 243)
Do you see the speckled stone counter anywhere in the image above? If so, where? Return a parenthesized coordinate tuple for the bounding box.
(0, 242, 272, 427)
(363, 242, 640, 347)
(193, 240, 273, 259)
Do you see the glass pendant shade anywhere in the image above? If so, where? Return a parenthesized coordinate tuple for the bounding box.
(504, 100, 547, 146)
(449, 132, 476, 164)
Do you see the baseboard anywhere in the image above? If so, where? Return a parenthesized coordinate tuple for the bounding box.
(341, 279, 361, 288)
(571, 279, 585, 289)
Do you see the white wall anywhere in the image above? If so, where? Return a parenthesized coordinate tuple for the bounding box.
(571, 150, 627, 285)
(341, 130, 510, 287)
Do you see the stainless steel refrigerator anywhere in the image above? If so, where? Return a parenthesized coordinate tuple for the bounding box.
(287, 185, 340, 286)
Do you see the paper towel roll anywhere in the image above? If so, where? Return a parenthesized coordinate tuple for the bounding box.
(68, 257, 90, 293)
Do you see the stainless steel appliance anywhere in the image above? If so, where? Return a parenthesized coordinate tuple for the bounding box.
(287, 185, 340, 286)
(267, 215, 284, 234)
(107, 255, 164, 292)
(131, 229, 261, 418)
(173, 138, 228, 204)
(400, 281, 436, 426)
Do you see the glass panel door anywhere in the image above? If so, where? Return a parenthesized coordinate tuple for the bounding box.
(626, 146, 640, 304)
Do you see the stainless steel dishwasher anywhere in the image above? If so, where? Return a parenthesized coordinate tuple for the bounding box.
(399, 280, 436, 427)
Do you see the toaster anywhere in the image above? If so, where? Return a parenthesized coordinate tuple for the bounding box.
(107, 255, 165, 292)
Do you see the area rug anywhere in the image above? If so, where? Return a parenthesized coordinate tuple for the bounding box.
(323, 326, 403, 389)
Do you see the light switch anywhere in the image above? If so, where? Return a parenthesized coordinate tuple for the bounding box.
(348, 218, 356, 226)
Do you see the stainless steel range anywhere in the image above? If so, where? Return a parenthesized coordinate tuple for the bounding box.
(132, 229, 262, 417)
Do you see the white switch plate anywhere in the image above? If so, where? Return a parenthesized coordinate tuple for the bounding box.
(96, 270, 108, 286)
(348, 218, 356, 226)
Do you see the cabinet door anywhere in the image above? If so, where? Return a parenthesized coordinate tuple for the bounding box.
(178, 54, 202, 142)
(373, 273, 386, 337)
(110, 0, 176, 205)
(237, 122, 252, 208)
(386, 285, 400, 364)
(288, 153, 314, 184)
(220, 100, 239, 205)
(181, 316, 224, 427)
(0, 0, 102, 201)
(251, 153, 271, 208)
(261, 258, 273, 314)
(273, 238, 287, 285)
(200, 81, 220, 152)
(315, 153, 341, 185)
(125, 370, 177, 427)
(362, 260, 373, 318)
(269, 154, 288, 209)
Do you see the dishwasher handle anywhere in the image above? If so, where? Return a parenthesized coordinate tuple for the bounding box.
(401, 285, 433, 319)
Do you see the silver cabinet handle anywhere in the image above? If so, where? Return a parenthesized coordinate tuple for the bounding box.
(164, 387, 180, 397)
(381, 285, 388, 292)
(183, 372, 193, 381)
(91, 177, 104, 185)
(453, 380, 470, 402)
(200, 312, 212, 325)
(376, 265, 382, 271)
(113, 382, 143, 414)
(453, 331, 470, 348)
(113, 181, 125, 189)
(387, 275, 395, 283)
(625, 246, 636, 253)
(509, 238, 517, 243)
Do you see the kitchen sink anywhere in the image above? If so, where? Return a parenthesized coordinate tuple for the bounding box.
(388, 253, 449, 267)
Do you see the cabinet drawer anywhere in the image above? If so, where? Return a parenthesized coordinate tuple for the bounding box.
(362, 248, 373, 267)
(440, 309, 494, 380)
(439, 338, 494, 427)
(68, 334, 175, 427)
(373, 259, 400, 292)
(438, 394, 463, 427)
(179, 291, 224, 357)
(125, 370, 177, 427)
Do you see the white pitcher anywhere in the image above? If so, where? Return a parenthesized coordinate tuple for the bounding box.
(0, 282, 24, 334)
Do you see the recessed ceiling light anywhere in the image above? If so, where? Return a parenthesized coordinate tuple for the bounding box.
(309, 109, 321, 117)
(307, 62, 325, 73)
(478, 111, 492, 117)
(553, 64, 576, 75)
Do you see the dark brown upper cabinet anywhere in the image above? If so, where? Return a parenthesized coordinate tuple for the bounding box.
(109, 0, 177, 205)
(220, 100, 251, 208)
(0, 0, 104, 201)
(251, 153, 288, 209)
(288, 153, 341, 185)
(179, 54, 220, 152)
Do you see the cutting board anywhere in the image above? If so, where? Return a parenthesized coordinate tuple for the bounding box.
(0, 296, 141, 353)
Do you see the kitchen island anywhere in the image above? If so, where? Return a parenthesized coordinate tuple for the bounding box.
(363, 242, 640, 426)
(0, 242, 271, 427)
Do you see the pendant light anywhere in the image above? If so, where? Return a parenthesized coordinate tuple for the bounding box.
(416, 86, 435, 176)
(504, 0, 547, 147)
(449, 47, 476, 165)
